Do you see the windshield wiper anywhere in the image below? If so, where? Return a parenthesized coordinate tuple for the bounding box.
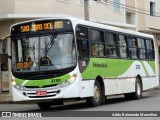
(45, 34, 57, 55)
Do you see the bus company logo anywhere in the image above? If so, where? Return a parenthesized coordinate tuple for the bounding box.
(93, 62, 108, 68)
(2, 112, 11, 117)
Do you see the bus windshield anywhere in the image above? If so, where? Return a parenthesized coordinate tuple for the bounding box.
(12, 33, 76, 73)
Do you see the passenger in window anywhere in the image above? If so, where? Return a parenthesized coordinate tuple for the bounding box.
(92, 44, 96, 56)
(147, 50, 154, 59)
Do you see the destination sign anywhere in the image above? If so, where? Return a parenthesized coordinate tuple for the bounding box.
(16, 62, 32, 69)
(11, 19, 72, 34)
(20, 21, 62, 33)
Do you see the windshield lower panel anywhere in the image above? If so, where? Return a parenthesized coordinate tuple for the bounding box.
(12, 33, 76, 79)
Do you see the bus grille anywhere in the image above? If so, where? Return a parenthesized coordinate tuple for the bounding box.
(24, 90, 60, 98)
(24, 84, 58, 88)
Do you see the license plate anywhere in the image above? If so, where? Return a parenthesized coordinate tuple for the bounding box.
(36, 91, 47, 96)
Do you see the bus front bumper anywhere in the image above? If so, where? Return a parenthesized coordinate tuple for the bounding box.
(12, 82, 80, 101)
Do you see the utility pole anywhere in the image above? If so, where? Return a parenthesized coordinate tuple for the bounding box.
(84, 0, 89, 21)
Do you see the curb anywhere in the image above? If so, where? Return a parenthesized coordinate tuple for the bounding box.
(0, 101, 35, 104)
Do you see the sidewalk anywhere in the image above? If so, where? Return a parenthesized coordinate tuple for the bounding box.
(0, 92, 12, 104)
(0, 85, 160, 104)
(0, 93, 35, 104)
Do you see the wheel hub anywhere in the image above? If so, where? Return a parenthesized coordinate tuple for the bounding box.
(94, 85, 101, 102)
(137, 82, 141, 95)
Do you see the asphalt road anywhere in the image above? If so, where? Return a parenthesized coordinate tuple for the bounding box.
(0, 89, 160, 119)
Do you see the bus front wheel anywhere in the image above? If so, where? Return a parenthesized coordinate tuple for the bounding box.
(86, 81, 102, 107)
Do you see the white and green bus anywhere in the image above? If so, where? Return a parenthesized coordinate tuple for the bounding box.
(2, 18, 159, 109)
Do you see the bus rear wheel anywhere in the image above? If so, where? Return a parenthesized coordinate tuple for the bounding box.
(124, 77, 142, 100)
(132, 77, 142, 99)
(86, 81, 102, 107)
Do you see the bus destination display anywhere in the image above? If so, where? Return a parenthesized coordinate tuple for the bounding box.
(16, 62, 32, 69)
(20, 21, 63, 33)
(11, 20, 73, 34)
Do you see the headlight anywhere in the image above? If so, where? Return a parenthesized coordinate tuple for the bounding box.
(11, 78, 24, 90)
(11, 78, 16, 86)
(12, 80, 16, 86)
(68, 74, 77, 83)
(59, 74, 77, 88)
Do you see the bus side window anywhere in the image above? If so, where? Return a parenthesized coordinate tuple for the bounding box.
(128, 36, 138, 59)
(76, 26, 88, 39)
(146, 39, 155, 59)
(137, 38, 146, 59)
(118, 34, 128, 58)
(105, 32, 118, 58)
(91, 29, 105, 57)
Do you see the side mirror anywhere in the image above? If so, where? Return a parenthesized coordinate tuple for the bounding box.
(2, 36, 12, 59)
(2, 39, 7, 53)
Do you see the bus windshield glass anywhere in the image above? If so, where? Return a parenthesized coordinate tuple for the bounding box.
(12, 33, 76, 72)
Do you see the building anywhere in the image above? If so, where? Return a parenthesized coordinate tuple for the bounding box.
(0, 0, 160, 93)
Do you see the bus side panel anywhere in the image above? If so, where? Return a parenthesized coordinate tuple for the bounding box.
(142, 77, 157, 91)
(79, 80, 94, 98)
(104, 78, 135, 95)
(142, 60, 158, 90)
(154, 37, 159, 88)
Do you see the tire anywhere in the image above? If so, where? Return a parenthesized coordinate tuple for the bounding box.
(37, 102, 52, 110)
(86, 81, 102, 107)
(124, 77, 142, 100)
(132, 77, 142, 100)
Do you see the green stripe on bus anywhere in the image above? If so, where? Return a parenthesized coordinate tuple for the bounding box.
(15, 79, 25, 85)
(140, 61, 149, 76)
(82, 58, 155, 80)
(15, 74, 70, 88)
(82, 58, 133, 79)
(147, 61, 156, 74)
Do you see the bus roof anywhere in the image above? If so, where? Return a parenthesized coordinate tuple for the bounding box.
(10, 17, 153, 39)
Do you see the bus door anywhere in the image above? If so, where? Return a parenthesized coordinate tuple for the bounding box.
(76, 25, 89, 72)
